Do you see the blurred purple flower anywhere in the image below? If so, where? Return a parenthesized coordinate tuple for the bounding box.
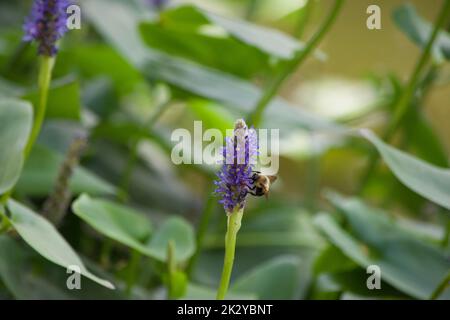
(23, 0, 71, 56)
(145, 0, 168, 10)
(214, 119, 258, 213)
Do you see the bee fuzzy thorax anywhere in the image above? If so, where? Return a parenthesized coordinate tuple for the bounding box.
(247, 172, 277, 198)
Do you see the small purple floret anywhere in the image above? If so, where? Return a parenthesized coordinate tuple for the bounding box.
(215, 119, 258, 213)
(23, 0, 71, 56)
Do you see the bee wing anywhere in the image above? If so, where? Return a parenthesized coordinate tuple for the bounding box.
(267, 175, 277, 183)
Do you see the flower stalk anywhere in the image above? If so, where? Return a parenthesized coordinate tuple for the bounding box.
(216, 207, 243, 300)
(214, 119, 257, 300)
(24, 56, 54, 159)
(1, 0, 69, 204)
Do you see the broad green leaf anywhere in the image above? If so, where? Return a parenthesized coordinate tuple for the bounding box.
(23, 77, 81, 120)
(231, 255, 302, 299)
(5, 200, 114, 290)
(73, 194, 195, 263)
(15, 144, 115, 196)
(0, 236, 131, 299)
(160, 5, 304, 60)
(148, 217, 196, 262)
(313, 270, 406, 299)
(0, 236, 71, 299)
(393, 4, 450, 61)
(140, 21, 270, 78)
(405, 109, 448, 167)
(58, 44, 143, 94)
(0, 77, 23, 96)
(0, 99, 32, 194)
(166, 270, 188, 299)
(361, 129, 450, 210)
(1, 77, 81, 120)
(84, 0, 340, 134)
(187, 99, 235, 135)
(316, 193, 450, 299)
(313, 245, 357, 275)
(72, 194, 152, 248)
(309, 274, 341, 300)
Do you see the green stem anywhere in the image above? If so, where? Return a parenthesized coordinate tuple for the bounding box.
(125, 249, 141, 298)
(390, 1, 450, 134)
(25, 56, 55, 160)
(294, 0, 314, 39)
(167, 240, 176, 299)
(0, 55, 54, 204)
(430, 270, 450, 299)
(248, 0, 345, 127)
(358, 0, 450, 191)
(216, 208, 243, 300)
(118, 137, 139, 202)
(244, 0, 259, 21)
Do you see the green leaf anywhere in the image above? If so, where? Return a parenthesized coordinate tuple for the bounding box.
(393, 4, 450, 61)
(58, 44, 143, 94)
(73, 195, 195, 263)
(0, 236, 128, 299)
(5, 200, 114, 290)
(72, 194, 152, 248)
(0, 99, 32, 194)
(160, 5, 304, 60)
(23, 77, 81, 120)
(148, 217, 196, 263)
(0, 77, 24, 96)
(361, 129, 450, 210)
(0, 236, 71, 299)
(403, 104, 448, 167)
(187, 99, 235, 135)
(314, 270, 406, 299)
(167, 270, 188, 299)
(83, 0, 340, 133)
(316, 193, 450, 299)
(313, 245, 357, 275)
(140, 20, 270, 78)
(231, 255, 302, 299)
(15, 144, 115, 196)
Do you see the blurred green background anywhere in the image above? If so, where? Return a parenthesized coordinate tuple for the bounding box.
(0, 0, 449, 300)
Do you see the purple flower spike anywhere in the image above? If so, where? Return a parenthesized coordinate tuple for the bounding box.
(215, 119, 258, 214)
(23, 0, 71, 56)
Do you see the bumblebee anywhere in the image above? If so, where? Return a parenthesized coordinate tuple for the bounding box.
(247, 171, 277, 199)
